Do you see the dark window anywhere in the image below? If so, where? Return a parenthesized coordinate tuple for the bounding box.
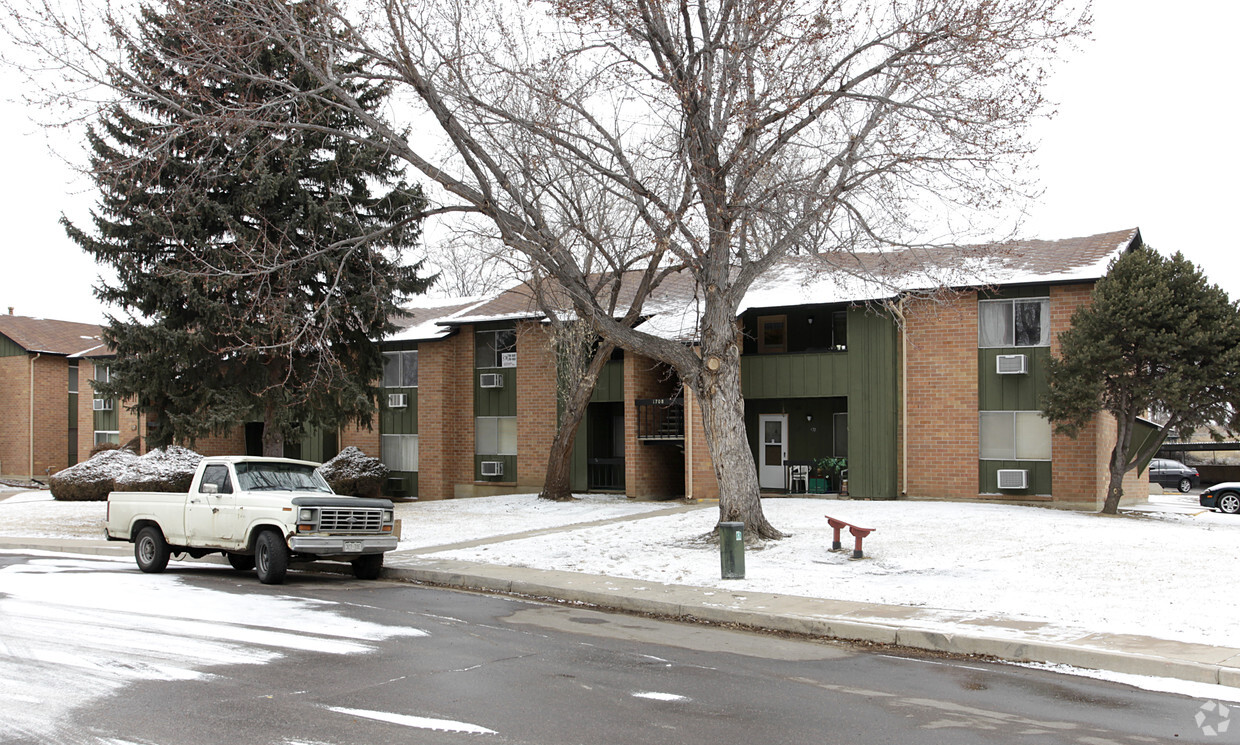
(756, 315, 788, 354)
(383, 350, 418, 387)
(476, 329, 517, 368)
(199, 465, 234, 494)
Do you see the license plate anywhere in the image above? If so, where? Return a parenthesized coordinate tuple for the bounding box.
(344, 541, 363, 552)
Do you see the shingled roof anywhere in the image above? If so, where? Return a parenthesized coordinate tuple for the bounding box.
(0, 315, 105, 356)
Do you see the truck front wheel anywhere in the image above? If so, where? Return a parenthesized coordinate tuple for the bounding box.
(255, 531, 289, 585)
(352, 554, 384, 580)
(135, 526, 170, 574)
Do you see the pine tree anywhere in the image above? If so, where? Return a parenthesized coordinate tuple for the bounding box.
(65, 1, 431, 455)
(1043, 244, 1240, 513)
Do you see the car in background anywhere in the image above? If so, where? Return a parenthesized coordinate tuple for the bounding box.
(1147, 458, 1200, 493)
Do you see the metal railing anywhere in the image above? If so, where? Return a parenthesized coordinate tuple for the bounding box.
(587, 458, 625, 490)
(636, 397, 684, 441)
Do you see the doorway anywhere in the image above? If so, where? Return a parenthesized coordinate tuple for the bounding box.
(758, 414, 788, 489)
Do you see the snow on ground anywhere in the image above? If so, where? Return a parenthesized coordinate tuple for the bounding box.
(2, 488, 1236, 650)
(0, 552, 429, 742)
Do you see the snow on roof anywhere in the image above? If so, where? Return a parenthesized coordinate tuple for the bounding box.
(385, 297, 495, 343)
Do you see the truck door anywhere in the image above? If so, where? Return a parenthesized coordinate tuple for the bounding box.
(186, 464, 239, 547)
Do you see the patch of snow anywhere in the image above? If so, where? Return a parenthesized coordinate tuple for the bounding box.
(632, 691, 690, 702)
(0, 555, 429, 742)
(327, 706, 497, 735)
(1016, 662, 1240, 703)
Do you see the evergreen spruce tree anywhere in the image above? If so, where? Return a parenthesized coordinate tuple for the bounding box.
(1043, 244, 1240, 514)
(65, 1, 431, 456)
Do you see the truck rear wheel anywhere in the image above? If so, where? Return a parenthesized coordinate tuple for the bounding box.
(135, 526, 170, 574)
(255, 531, 289, 585)
(352, 554, 384, 580)
(227, 552, 255, 572)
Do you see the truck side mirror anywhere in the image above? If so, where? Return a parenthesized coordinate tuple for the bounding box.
(201, 483, 219, 494)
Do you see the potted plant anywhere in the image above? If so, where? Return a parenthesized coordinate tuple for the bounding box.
(814, 457, 847, 492)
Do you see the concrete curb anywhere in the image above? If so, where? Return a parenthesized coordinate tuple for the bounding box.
(6, 537, 1238, 689)
(379, 557, 1240, 690)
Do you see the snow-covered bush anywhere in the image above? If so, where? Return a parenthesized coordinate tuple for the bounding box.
(49, 448, 140, 501)
(318, 447, 389, 497)
(113, 446, 203, 493)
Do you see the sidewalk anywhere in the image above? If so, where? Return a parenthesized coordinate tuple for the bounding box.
(3, 501, 1238, 693)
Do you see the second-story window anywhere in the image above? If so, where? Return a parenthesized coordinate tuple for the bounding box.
(476, 329, 517, 368)
(756, 315, 787, 354)
(979, 298, 1050, 348)
(383, 350, 418, 387)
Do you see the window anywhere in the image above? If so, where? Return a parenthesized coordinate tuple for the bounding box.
(381, 434, 420, 471)
(93, 431, 119, 446)
(833, 413, 848, 457)
(476, 329, 517, 368)
(979, 411, 1052, 460)
(94, 363, 111, 384)
(383, 350, 418, 387)
(68, 363, 78, 394)
(978, 298, 1050, 348)
(199, 464, 234, 494)
(475, 416, 517, 455)
(830, 310, 848, 351)
(756, 315, 788, 354)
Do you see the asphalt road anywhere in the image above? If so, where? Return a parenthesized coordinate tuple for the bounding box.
(0, 552, 1230, 745)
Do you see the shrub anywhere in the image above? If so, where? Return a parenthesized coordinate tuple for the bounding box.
(49, 448, 140, 501)
(113, 446, 203, 493)
(318, 447, 389, 497)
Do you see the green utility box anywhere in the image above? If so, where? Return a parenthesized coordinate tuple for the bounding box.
(719, 521, 745, 579)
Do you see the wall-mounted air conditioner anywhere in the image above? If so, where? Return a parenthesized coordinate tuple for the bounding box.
(996, 354, 1028, 375)
(480, 460, 504, 477)
(92, 398, 113, 411)
(387, 393, 408, 408)
(997, 469, 1028, 490)
(480, 373, 504, 389)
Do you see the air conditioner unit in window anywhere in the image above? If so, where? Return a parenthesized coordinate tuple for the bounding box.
(479, 373, 504, 389)
(387, 393, 408, 408)
(997, 469, 1028, 490)
(480, 460, 504, 477)
(996, 354, 1028, 375)
(92, 398, 113, 411)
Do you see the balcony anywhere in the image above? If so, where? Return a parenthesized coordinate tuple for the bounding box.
(636, 397, 684, 441)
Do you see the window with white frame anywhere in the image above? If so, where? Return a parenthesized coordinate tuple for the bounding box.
(476, 329, 517, 368)
(94, 362, 111, 383)
(978, 298, 1050, 348)
(94, 431, 120, 446)
(381, 434, 419, 471)
(475, 416, 517, 455)
(383, 350, 418, 387)
(979, 411, 1052, 460)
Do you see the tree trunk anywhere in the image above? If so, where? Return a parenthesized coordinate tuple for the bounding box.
(1101, 413, 1136, 515)
(262, 400, 284, 458)
(540, 344, 615, 501)
(692, 329, 783, 539)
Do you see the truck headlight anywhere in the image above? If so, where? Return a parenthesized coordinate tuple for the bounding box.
(383, 510, 394, 523)
(297, 508, 318, 532)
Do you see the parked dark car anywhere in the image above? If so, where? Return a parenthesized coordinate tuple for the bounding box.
(1147, 458, 1199, 493)
(1200, 483, 1240, 514)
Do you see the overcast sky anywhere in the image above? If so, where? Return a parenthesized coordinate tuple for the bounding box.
(1, 0, 1237, 325)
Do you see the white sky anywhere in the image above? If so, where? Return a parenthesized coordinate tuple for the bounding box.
(0, 0, 1237, 325)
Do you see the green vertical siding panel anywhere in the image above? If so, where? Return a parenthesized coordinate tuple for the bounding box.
(93, 405, 119, 434)
(569, 417, 588, 492)
(844, 309, 899, 499)
(380, 387, 419, 434)
(591, 360, 624, 403)
(475, 367, 517, 416)
(978, 348, 1051, 411)
(979, 461, 1052, 495)
(0, 334, 24, 357)
(475, 454, 518, 482)
(741, 353, 848, 398)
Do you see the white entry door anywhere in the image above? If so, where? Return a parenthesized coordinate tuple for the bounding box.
(758, 414, 788, 490)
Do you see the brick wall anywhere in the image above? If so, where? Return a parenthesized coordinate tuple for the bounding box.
(683, 385, 719, 500)
(516, 321, 558, 491)
(902, 293, 980, 499)
(417, 328, 475, 500)
(0, 355, 32, 477)
(624, 352, 684, 498)
(339, 419, 380, 458)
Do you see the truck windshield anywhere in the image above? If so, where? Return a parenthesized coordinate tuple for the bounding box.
(234, 462, 334, 493)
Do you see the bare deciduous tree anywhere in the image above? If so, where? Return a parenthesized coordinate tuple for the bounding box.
(4, 0, 1088, 537)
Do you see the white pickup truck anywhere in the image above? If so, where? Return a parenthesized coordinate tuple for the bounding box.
(105, 456, 399, 584)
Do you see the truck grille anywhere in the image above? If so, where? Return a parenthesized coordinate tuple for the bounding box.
(318, 508, 384, 533)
